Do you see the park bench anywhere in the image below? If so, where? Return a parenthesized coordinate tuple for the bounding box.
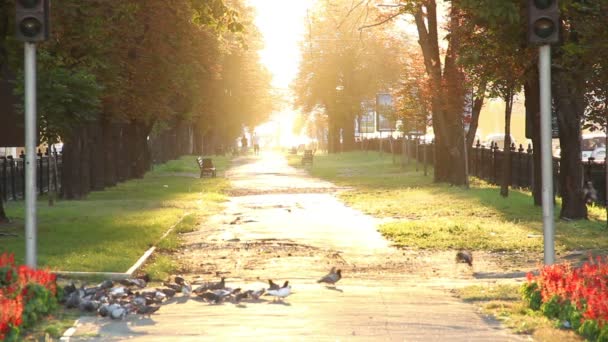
(196, 157, 216, 178)
(301, 149, 314, 166)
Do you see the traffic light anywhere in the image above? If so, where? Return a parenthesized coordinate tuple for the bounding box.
(528, 0, 559, 45)
(15, 0, 50, 42)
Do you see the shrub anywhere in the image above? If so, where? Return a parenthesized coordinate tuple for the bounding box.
(0, 253, 58, 341)
(524, 257, 608, 341)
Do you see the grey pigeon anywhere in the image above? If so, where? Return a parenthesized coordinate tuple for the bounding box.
(164, 282, 182, 292)
(456, 250, 473, 267)
(65, 291, 81, 309)
(181, 280, 193, 296)
(63, 282, 77, 298)
(197, 292, 224, 304)
(133, 293, 147, 307)
(158, 288, 176, 298)
(249, 288, 265, 300)
(137, 305, 160, 316)
(265, 281, 291, 301)
(174, 276, 186, 286)
(79, 300, 100, 312)
(110, 305, 128, 320)
(193, 277, 225, 294)
(267, 279, 280, 291)
(234, 291, 250, 303)
(98, 280, 114, 290)
(120, 278, 146, 289)
(317, 267, 342, 285)
(98, 304, 110, 317)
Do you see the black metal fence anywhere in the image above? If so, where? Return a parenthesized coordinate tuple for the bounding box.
(359, 137, 607, 205)
(0, 148, 62, 201)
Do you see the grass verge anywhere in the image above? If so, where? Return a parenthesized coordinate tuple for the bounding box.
(455, 285, 582, 341)
(0, 155, 230, 272)
(290, 151, 607, 252)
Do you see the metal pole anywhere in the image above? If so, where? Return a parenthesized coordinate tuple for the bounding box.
(605, 119, 607, 229)
(24, 42, 37, 268)
(463, 126, 470, 189)
(539, 44, 555, 265)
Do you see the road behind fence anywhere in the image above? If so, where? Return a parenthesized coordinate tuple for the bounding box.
(359, 138, 607, 206)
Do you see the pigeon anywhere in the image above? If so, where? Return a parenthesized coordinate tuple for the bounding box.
(212, 288, 240, 300)
(317, 267, 342, 285)
(65, 291, 81, 309)
(181, 281, 193, 296)
(158, 288, 176, 298)
(197, 292, 224, 304)
(98, 304, 119, 317)
(164, 282, 182, 292)
(267, 279, 280, 291)
(98, 279, 114, 290)
(133, 293, 147, 307)
(249, 288, 265, 300)
(136, 305, 160, 316)
(79, 300, 100, 312)
(120, 278, 146, 289)
(193, 277, 225, 294)
(265, 281, 291, 301)
(63, 282, 77, 296)
(234, 291, 250, 303)
(110, 306, 128, 320)
(456, 250, 473, 267)
(174, 276, 186, 286)
(110, 286, 131, 298)
(154, 291, 167, 303)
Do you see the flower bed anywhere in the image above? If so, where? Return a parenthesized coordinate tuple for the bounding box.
(0, 253, 58, 341)
(522, 257, 608, 341)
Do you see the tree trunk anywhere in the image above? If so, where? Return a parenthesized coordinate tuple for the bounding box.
(500, 89, 514, 197)
(525, 75, 543, 206)
(102, 119, 118, 187)
(0, 200, 7, 223)
(328, 116, 339, 153)
(466, 82, 486, 148)
(554, 69, 587, 219)
(414, 2, 467, 186)
(61, 129, 89, 199)
(88, 121, 105, 191)
(116, 123, 129, 182)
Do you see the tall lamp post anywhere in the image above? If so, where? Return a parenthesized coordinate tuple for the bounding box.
(528, 0, 559, 265)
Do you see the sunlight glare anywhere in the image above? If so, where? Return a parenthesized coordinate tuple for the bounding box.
(248, 0, 316, 147)
(247, 0, 315, 89)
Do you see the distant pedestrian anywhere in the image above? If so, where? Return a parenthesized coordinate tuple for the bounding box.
(241, 135, 248, 155)
(253, 134, 260, 155)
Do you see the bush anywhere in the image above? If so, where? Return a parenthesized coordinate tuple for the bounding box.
(0, 253, 58, 341)
(524, 257, 608, 341)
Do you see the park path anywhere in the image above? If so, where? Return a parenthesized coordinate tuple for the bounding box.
(68, 151, 529, 341)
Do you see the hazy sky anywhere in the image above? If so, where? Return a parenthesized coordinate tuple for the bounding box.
(247, 0, 316, 90)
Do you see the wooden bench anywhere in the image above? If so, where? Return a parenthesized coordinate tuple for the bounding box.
(196, 157, 216, 178)
(301, 149, 314, 166)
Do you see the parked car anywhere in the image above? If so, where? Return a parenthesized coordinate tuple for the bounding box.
(482, 133, 517, 150)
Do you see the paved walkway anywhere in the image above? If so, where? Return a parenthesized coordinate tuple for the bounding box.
(67, 151, 529, 341)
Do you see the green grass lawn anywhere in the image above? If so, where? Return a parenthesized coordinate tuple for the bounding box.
(290, 151, 608, 252)
(0, 155, 230, 272)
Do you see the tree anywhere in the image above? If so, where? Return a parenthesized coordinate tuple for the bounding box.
(294, 0, 405, 153)
(365, 1, 470, 185)
(455, 0, 528, 197)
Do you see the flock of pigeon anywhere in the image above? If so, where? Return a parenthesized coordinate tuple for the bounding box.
(60, 251, 469, 321)
(60, 267, 343, 320)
